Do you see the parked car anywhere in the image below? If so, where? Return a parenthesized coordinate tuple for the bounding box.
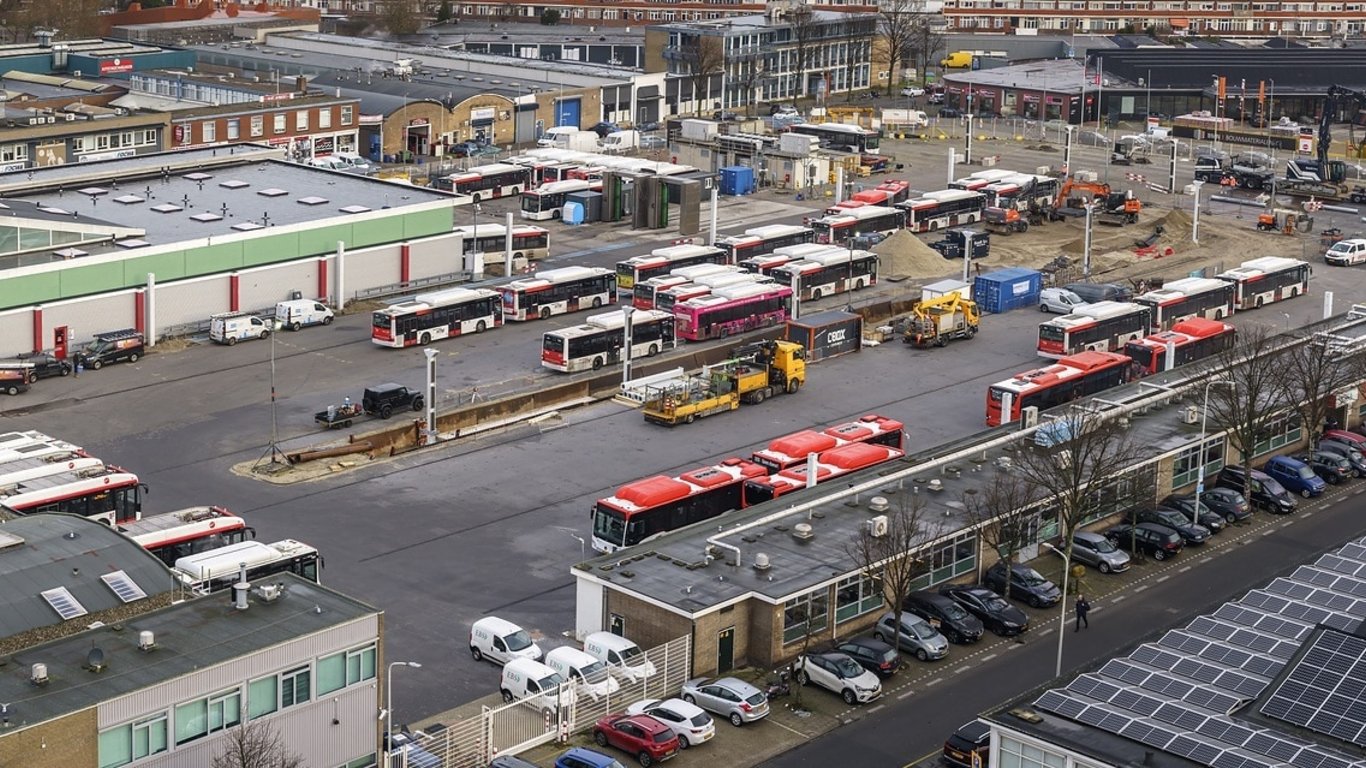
(1315, 438, 1366, 477)
(640, 135, 667, 150)
(680, 677, 769, 726)
(592, 713, 679, 767)
(1074, 129, 1111, 148)
(1039, 287, 1085, 314)
(386, 732, 441, 768)
(490, 757, 540, 768)
(1197, 487, 1253, 523)
(637, 121, 661, 132)
(1064, 281, 1133, 303)
(1217, 465, 1298, 513)
(1136, 507, 1211, 545)
(873, 610, 949, 661)
(1162, 494, 1229, 531)
(1295, 450, 1353, 485)
(1262, 455, 1327, 498)
(982, 562, 1062, 608)
(1321, 429, 1366, 452)
(928, 92, 945, 104)
(938, 584, 1030, 636)
(943, 720, 992, 768)
(767, 103, 799, 116)
(362, 383, 425, 419)
(448, 141, 481, 157)
(624, 698, 714, 750)
(12, 351, 71, 381)
(712, 110, 740, 122)
(1104, 521, 1183, 561)
(794, 651, 883, 704)
(900, 86, 926, 97)
(591, 121, 621, 138)
(1068, 531, 1131, 573)
(556, 747, 628, 768)
(901, 590, 984, 644)
(831, 636, 901, 677)
(938, 106, 963, 118)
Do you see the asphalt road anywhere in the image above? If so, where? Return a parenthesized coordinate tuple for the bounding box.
(758, 490, 1366, 768)
(13, 132, 1366, 722)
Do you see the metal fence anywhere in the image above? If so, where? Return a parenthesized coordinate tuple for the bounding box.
(410, 635, 692, 767)
(353, 271, 473, 304)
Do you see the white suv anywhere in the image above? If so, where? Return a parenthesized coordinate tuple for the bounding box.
(900, 86, 926, 97)
(795, 651, 882, 704)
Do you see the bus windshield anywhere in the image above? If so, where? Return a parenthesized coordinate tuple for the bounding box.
(1039, 325, 1064, 342)
(592, 506, 627, 546)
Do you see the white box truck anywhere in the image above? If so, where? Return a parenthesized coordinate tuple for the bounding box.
(538, 127, 598, 151)
(599, 130, 640, 153)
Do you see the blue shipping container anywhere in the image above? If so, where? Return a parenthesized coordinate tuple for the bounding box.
(720, 165, 755, 196)
(973, 267, 1042, 314)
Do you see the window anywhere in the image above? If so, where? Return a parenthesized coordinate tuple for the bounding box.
(251, 115, 264, 137)
(1172, 437, 1226, 488)
(202, 121, 216, 143)
(248, 675, 278, 719)
(341, 105, 354, 125)
(0, 144, 27, 162)
(340, 756, 379, 768)
(174, 689, 240, 745)
(281, 665, 311, 708)
(319, 108, 332, 129)
(227, 119, 240, 140)
(273, 114, 287, 134)
(1253, 414, 1302, 456)
(99, 714, 168, 768)
(296, 110, 309, 131)
(835, 573, 883, 623)
(782, 587, 829, 644)
(997, 734, 1067, 768)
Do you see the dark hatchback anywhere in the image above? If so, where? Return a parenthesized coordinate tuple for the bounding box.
(1105, 522, 1183, 561)
(831, 637, 901, 678)
(938, 584, 1030, 636)
(1194, 488, 1253, 524)
(1315, 439, 1366, 477)
(983, 562, 1062, 608)
(1136, 507, 1210, 545)
(943, 720, 991, 768)
(902, 590, 984, 644)
(14, 351, 72, 381)
(1161, 494, 1228, 532)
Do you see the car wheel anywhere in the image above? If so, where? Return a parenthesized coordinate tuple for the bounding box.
(678, 735, 691, 750)
(594, 731, 608, 747)
(1040, 304, 1049, 313)
(638, 751, 654, 767)
(260, 330, 270, 340)
(1301, 488, 1313, 498)
(1225, 512, 1238, 524)
(916, 648, 929, 661)
(842, 688, 857, 705)
(128, 353, 139, 363)
(1153, 549, 1167, 561)
(59, 366, 70, 377)
(947, 629, 962, 644)
(227, 336, 237, 346)
(4, 386, 16, 396)
(501, 690, 513, 703)
(92, 360, 103, 370)
(26, 371, 37, 384)
(1030, 596, 1046, 608)
(471, 646, 483, 661)
(683, 694, 697, 705)
(411, 396, 424, 411)
(1099, 561, 1112, 574)
(379, 404, 393, 419)
(730, 712, 744, 727)
(797, 670, 810, 685)
(291, 321, 303, 331)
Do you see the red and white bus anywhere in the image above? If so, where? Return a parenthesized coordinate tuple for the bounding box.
(1037, 301, 1153, 358)
(590, 458, 771, 553)
(371, 287, 503, 347)
(898, 189, 988, 233)
(674, 282, 793, 342)
(174, 539, 323, 594)
(500, 266, 617, 321)
(982, 174, 1061, 211)
(654, 282, 715, 314)
(122, 506, 256, 567)
(751, 414, 906, 472)
(812, 206, 906, 244)
(1215, 256, 1311, 310)
(615, 244, 727, 299)
(1134, 276, 1237, 330)
(787, 122, 882, 154)
(769, 248, 878, 301)
(541, 309, 676, 373)
(743, 442, 906, 505)
(986, 350, 1133, 426)
(520, 179, 601, 220)
(637, 264, 736, 311)
(950, 169, 1018, 191)
(0, 431, 84, 463)
(0, 466, 144, 524)
(849, 180, 912, 207)
(1124, 317, 1237, 376)
(0, 455, 104, 488)
(632, 275, 691, 310)
(740, 243, 835, 275)
(453, 223, 550, 264)
(717, 224, 815, 264)
(446, 163, 534, 202)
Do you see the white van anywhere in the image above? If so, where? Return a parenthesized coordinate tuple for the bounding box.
(209, 312, 272, 345)
(470, 616, 543, 665)
(275, 299, 335, 331)
(599, 130, 640, 153)
(583, 631, 657, 683)
(500, 657, 576, 712)
(544, 646, 621, 701)
(333, 152, 377, 175)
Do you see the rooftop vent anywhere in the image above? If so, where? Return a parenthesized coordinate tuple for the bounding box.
(85, 647, 106, 674)
(927, 479, 943, 492)
(753, 552, 771, 571)
(255, 583, 285, 603)
(30, 663, 48, 685)
(138, 630, 156, 651)
(867, 515, 888, 538)
(868, 496, 889, 513)
(792, 523, 813, 541)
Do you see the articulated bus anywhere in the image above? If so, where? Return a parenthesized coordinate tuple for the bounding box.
(1037, 301, 1153, 358)
(1215, 256, 1311, 310)
(1134, 276, 1237, 331)
(520, 179, 601, 220)
(445, 163, 534, 202)
(986, 351, 1133, 427)
(500, 266, 617, 321)
(743, 442, 905, 505)
(1124, 318, 1237, 376)
(591, 458, 770, 553)
(812, 206, 906, 244)
(740, 243, 837, 275)
(541, 309, 676, 373)
(769, 248, 878, 301)
(898, 190, 988, 233)
(787, 123, 881, 154)
(174, 539, 323, 595)
(674, 283, 793, 342)
(123, 506, 256, 567)
(615, 244, 728, 299)
(751, 414, 906, 472)
(0, 467, 144, 524)
(453, 223, 550, 264)
(849, 180, 912, 207)
(371, 287, 503, 347)
(717, 224, 815, 265)
(0, 455, 104, 488)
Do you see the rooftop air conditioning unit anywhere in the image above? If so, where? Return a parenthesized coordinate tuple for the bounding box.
(1182, 405, 1200, 424)
(64, 113, 75, 122)
(867, 515, 889, 538)
(31, 663, 49, 685)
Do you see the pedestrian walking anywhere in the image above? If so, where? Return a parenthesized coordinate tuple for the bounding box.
(1075, 595, 1091, 632)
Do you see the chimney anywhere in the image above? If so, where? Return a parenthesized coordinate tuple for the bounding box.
(232, 563, 250, 610)
(295, 76, 307, 94)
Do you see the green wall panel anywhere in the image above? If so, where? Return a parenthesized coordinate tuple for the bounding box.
(296, 225, 353, 258)
(404, 208, 456, 238)
(60, 261, 127, 297)
(0, 272, 61, 308)
(193, 242, 248, 272)
(353, 217, 403, 248)
(127, 251, 191, 284)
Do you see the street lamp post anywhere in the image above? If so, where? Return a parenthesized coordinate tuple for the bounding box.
(1191, 180, 1205, 244)
(1194, 380, 1237, 525)
(1082, 202, 1095, 279)
(1041, 541, 1073, 678)
(386, 661, 423, 764)
(1064, 125, 1075, 179)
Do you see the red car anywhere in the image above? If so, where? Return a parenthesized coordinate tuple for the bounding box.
(592, 713, 680, 767)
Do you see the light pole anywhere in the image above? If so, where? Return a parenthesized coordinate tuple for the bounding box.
(1040, 540, 1073, 678)
(1191, 180, 1205, 244)
(1082, 202, 1095, 279)
(386, 661, 422, 764)
(621, 305, 635, 389)
(1195, 380, 1236, 525)
(423, 349, 438, 446)
(1268, 78, 1275, 123)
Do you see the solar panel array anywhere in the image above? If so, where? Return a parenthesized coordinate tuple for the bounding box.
(1032, 537, 1366, 768)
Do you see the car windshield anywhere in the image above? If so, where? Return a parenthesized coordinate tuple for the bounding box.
(618, 645, 644, 663)
(833, 657, 864, 677)
(1263, 477, 1289, 496)
(504, 630, 533, 652)
(1297, 465, 1317, 479)
(941, 601, 970, 620)
(744, 690, 766, 706)
(537, 673, 564, 690)
(579, 660, 609, 680)
(910, 618, 937, 639)
(982, 594, 1010, 612)
(1017, 568, 1047, 586)
(1089, 537, 1118, 554)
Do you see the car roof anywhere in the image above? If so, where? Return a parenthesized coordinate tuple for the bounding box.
(710, 676, 758, 693)
(1136, 521, 1178, 534)
(908, 589, 955, 605)
(1074, 530, 1109, 543)
(622, 714, 671, 733)
(955, 719, 992, 741)
(837, 635, 891, 650)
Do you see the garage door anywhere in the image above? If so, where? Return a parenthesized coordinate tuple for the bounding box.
(556, 98, 581, 127)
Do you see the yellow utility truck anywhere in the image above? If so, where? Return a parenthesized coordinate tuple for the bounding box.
(641, 340, 806, 426)
(903, 293, 981, 348)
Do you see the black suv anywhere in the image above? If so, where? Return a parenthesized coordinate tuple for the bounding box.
(1105, 522, 1183, 561)
(362, 383, 425, 419)
(1295, 450, 1352, 485)
(982, 562, 1061, 608)
(1315, 439, 1366, 477)
(1064, 282, 1133, 303)
(943, 720, 991, 768)
(831, 637, 901, 678)
(1136, 507, 1210, 544)
(1194, 488, 1253, 524)
(938, 584, 1029, 636)
(902, 590, 984, 644)
(1160, 495, 1228, 532)
(12, 351, 72, 381)
(1217, 465, 1297, 513)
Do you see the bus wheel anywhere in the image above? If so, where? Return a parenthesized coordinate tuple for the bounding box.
(719, 326, 730, 338)
(786, 378, 801, 394)
(1255, 296, 1265, 309)
(475, 320, 488, 333)
(647, 344, 659, 357)
(511, 187, 520, 196)
(514, 252, 524, 260)
(420, 332, 432, 345)
(854, 279, 865, 291)
(592, 356, 604, 370)
(812, 289, 823, 301)
(592, 297, 603, 308)
(685, 414, 696, 424)
(540, 307, 552, 319)
(472, 193, 482, 203)
(1214, 310, 1223, 320)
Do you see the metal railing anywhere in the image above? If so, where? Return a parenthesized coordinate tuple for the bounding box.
(353, 271, 473, 303)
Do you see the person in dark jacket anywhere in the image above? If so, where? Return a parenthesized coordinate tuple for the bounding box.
(1075, 595, 1091, 632)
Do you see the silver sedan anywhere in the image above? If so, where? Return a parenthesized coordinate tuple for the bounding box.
(680, 677, 770, 727)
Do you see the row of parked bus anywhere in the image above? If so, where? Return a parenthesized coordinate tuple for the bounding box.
(1036, 257, 1311, 359)
(0, 430, 323, 594)
(589, 414, 906, 553)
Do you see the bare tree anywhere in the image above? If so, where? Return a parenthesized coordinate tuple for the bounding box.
(1280, 331, 1366, 444)
(1206, 325, 1293, 506)
(878, 0, 921, 91)
(905, 14, 945, 88)
(678, 33, 725, 117)
(845, 492, 939, 664)
(735, 56, 768, 118)
(961, 472, 1041, 583)
(379, 0, 422, 36)
(212, 721, 304, 768)
(787, 4, 821, 106)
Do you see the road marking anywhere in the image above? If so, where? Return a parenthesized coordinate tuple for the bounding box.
(898, 690, 916, 700)
(1133, 584, 1149, 593)
(767, 717, 811, 738)
(954, 665, 972, 674)
(868, 704, 885, 714)
(980, 653, 998, 663)
(1178, 565, 1192, 573)
(1110, 594, 1127, 603)
(925, 678, 942, 687)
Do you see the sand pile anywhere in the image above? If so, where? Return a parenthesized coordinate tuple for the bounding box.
(875, 229, 957, 279)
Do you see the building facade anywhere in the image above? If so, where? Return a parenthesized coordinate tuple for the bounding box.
(940, 0, 1366, 39)
(445, 0, 878, 27)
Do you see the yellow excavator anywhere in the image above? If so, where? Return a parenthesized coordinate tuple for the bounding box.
(903, 293, 981, 349)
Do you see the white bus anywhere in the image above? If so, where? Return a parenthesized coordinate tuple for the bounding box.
(520, 179, 600, 220)
(615, 244, 728, 299)
(0, 455, 104, 488)
(812, 206, 906, 244)
(717, 224, 815, 264)
(123, 506, 256, 567)
(541, 309, 677, 372)
(1134, 276, 1237, 330)
(173, 539, 323, 595)
(1215, 256, 1311, 310)
(453, 223, 550, 263)
(500, 266, 617, 321)
(949, 169, 1018, 191)
(443, 163, 533, 202)
(898, 189, 988, 232)
(770, 248, 879, 301)
(371, 287, 503, 347)
(0, 431, 84, 463)
(1037, 301, 1153, 358)
(787, 123, 881, 154)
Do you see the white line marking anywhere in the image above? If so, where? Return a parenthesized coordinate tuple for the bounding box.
(980, 654, 998, 663)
